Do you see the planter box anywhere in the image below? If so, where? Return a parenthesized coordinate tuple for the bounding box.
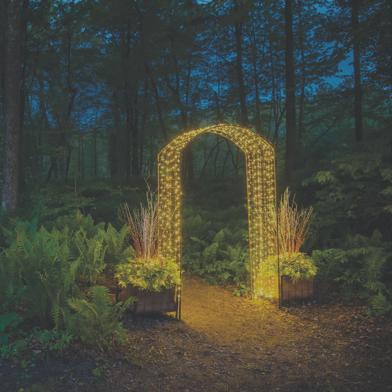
(119, 285, 178, 315)
(280, 276, 314, 304)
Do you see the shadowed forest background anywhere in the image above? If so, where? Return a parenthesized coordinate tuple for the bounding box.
(0, 0, 392, 391)
(2, 0, 392, 307)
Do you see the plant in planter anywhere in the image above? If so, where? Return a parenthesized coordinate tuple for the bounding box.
(115, 257, 180, 313)
(115, 257, 180, 292)
(117, 187, 181, 314)
(259, 189, 316, 302)
(279, 252, 317, 281)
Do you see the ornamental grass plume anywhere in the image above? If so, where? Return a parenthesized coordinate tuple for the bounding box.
(119, 186, 158, 259)
(273, 188, 313, 254)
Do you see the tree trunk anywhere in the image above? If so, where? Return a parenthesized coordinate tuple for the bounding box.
(2, 0, 24, 213)
(233, 0, 249, 126)
(250, 23, 262, 133)
(352, 0, 363, 142)
(297, 0, 306, 142)
(284, 0, 297, 186)
(131, 94, 139, 177)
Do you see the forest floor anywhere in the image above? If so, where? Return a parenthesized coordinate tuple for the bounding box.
(1, 275, 392, 392)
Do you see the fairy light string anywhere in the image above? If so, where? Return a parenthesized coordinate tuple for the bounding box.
(157, 124, 278, 300)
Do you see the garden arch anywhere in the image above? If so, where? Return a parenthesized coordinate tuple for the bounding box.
(157, 124, 278, 304)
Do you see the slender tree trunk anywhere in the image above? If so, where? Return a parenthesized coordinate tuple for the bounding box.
(139, 78, 148, 176)
(111, 91, 122, 182)
(18, 0, 28, 194)
(250, 22, 262, 133)
(64, 29, 76, 180)
(146, 65, 168, 141)
(297, 0, 306, 141)
(284, 0, 297, 186)
(93, 129, 97, 178)
(131, 93, 139, 176)
(352, 0, 363, 142)
(233, 0, 249, 126)
(0, 0, 6, 122)
(122, 21, 131, 182)
(2, 0, 23, 213)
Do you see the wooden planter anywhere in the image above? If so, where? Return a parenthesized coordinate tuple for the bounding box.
(119, 285, 178, 315)
(280, 276, 314, 304)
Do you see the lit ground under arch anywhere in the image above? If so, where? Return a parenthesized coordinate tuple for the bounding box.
(157, 124, 278, 300)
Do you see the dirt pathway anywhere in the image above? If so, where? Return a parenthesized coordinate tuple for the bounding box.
(122, 276, 392, 391)
(2, 276, 392, 391)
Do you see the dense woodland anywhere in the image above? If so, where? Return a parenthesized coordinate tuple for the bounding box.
(0, 0, 392, 390)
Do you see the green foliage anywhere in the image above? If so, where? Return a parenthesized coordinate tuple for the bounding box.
(29, 187, 94, 227)
(312, 232, 392, 315)
(74, 228, 107, 284)
(300, 143, 392, 314)
(67, 286, 132, 350)
(278, 253, 317, 281)
(32, 329, 73, 353)
(53, 210, 105, 237)
(0, 337, 28, 359)
(302, 150, 392, 250)
(115, 258, 181, 292)
(1, 225, 80, 328)
(368, 292, 392, 317)
(0, 328, 72, 360)
(0, 312, 22, 345)
(101, 224, 134, 271)
(257, 252, 316, 292)
(183, 204, 249, 286)
(0, 211, 134, 332)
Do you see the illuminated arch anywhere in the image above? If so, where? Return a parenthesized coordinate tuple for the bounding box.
(157, 124, 278, 300)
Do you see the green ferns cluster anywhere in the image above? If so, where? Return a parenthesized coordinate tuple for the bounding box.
(312, 233, 392, 315)
(183, 205, 249, 287)
(67, 286, 133, 350)
(0, 211, 134, 349)
(302, 148, 392, 315)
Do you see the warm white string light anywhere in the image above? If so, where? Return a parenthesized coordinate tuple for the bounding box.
(157, 124, 278, 300)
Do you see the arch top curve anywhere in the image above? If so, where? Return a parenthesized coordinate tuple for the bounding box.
(158, 123, 275, 160)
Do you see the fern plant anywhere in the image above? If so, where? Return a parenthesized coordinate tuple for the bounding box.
(67, 286, 132, 350)
(2, 226, 80, 328)
(100, 224, 134, 271)
(53, 210, 105, 237)
(74, 228, 107, 284)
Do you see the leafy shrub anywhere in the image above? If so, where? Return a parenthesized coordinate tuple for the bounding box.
(256, 252, 316, 298)
(32, 329, 73, 353)
(0, 212, 134, 330)
(312, 232, 392, 315)
(278, 252, 317, 281)
(0, 312, 22, 345)
(183, 205, 249, 286)
(100, 223, 134, 271)
(53, 210, 105, 237)
(1, 225, 80, 328)
(115, 258, 180, 291)
(29, 187, 94, 227)
(302, 150, 392, 250)
(0, 336, 28, 359)
(73, 228, 107, 284)
(187, 230, 248, 285)
(67, 286, 132, 350)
